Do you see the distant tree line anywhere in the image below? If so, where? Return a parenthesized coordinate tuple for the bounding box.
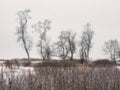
(16, 9, 120, 63)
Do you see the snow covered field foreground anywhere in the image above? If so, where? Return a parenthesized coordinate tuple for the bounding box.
(0, 59, 119, 90)
(0, 63, 119, 90)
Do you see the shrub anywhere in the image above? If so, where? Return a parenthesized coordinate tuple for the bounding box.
(3, 59, 20, 69)
(92, 59, 116, 68)
(20, 61, 32, 67)
(33, 60, 80, 68)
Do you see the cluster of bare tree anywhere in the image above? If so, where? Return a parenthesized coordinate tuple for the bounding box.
(55, 31, 76, 60)
(16, 9, 120, 63)
(16, 9, 94, 63)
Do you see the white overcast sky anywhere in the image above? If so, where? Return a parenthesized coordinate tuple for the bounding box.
(0, 0, 120, 60)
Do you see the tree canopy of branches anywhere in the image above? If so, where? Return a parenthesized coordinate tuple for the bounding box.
(103, 39, 120, 62)
(67, 31, 76, 60)
(55, 30, 76, 60)
(33, 19, 52, 60)
(79, 23, 94, 63)
(16, 9, 32, 62)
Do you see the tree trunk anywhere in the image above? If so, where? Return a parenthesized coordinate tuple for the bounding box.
(22, 33, 31, 63)
(80, 58, 84, 64)
(70, 52, 73, 60)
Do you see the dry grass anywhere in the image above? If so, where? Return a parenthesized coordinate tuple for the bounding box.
(0, 59, 119, 90)
(0, 67, 119, 90)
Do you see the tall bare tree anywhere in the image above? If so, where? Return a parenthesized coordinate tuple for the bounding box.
(33, 19, 52, 60)
(79, 23, 94, 63)
(103, 39, 120, 62)
(16, 9, 32, 62)
(79, 37, 87, 63)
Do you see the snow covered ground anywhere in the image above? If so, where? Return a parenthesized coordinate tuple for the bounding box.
(0, 63, 119, 81)
(0, 66, 35, 80)
(116, 66, 120, 69)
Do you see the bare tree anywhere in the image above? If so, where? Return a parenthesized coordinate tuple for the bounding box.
(79, 37, 87, 63)
(79, 23, 94, 63)
(55, 31, 69, 60)
(67, 31, 76, 60)
(55, 30, 76, 60)
(103, 39, 120, 62)
(16, 9, 32, 62)
(33, 19, 52, 60)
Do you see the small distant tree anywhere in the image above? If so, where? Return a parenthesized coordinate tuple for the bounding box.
(16, 9, 32, 62)
(33, 19, 52, 60)
(79, 23, 94, 63)
(55, 30, 76, 60)
(103, 39, 120, 62)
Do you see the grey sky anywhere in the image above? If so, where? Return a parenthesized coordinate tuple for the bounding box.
(0, 0, 120, 59)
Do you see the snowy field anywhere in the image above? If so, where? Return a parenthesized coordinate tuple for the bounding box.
(0, 61, 119, 90)
(0, 60, 119, 81)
